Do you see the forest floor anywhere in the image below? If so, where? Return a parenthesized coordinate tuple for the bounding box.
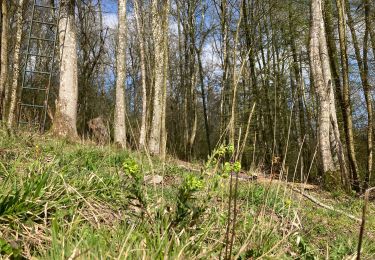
(0, 129, 374, 259)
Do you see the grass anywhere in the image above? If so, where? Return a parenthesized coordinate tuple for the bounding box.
(0, 129, 374, 259)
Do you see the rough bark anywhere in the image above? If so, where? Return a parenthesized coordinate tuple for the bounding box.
(346, 0, 372, 189)
(363, 0, 373, 189)
(310, 0, 349, 187)
(0, 0, 8, 120)
(134, 0, 147, 149)
(52, 0, 78, 138)
(149, 0, 169, 156)
(7, 0, 24, 128)
(369, 2, 375, 57)
(197, 47, 212, 155)
(114, 0, 127, 147)
(336, 0, 360, 190)
(310, 0, 336, 173)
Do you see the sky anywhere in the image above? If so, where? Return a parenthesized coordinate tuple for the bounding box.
(101, 1, 118, 29)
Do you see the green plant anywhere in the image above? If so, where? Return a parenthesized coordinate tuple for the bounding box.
(174, 174, 205, 227)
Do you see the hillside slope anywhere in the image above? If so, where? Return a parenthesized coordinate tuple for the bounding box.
(0, 130, 374, 259)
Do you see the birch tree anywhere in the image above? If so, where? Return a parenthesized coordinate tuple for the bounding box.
(52, 0, 78, 138)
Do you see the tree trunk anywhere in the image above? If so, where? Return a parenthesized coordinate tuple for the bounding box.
(346, 0, 372, 189)
(363, 0, 373, 189)
(368, 2, 375, 57)
(149, 0, 169, 156)
(336, 0, 360, 191)
(7, 0, 24, 128)
(310, 0, 336, 173)
(52, 0, 78, 138)
(160, 0, 169, 159)
(197, 47, 212, 155)
(134, 0, 147, 150)
(113, 0, 127, 147)
(0, 0, 8, 120)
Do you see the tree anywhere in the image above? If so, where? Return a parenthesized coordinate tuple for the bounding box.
(52, 0, 78, 138)
(7, 0, 24, 128)
(149, 0, 169, 157)
(335, 0, 360, 190)
(310, 0, 349, 188)
(0, 0, 8, 120)
(362, 0, 373, 189)
(134, 0, 147, 149)
(114, 0, 127, 147)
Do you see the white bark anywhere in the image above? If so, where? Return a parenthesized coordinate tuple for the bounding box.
(134, 0, 147, 149)
(7, 0, 24, 128)
(52, 0, 78, 138)
(114, 0, 127, 147)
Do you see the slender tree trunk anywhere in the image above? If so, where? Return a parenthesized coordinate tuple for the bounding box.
(113, 0, 127, 147)
(229, 5, 243, 146)
(160, 0, 169, 158)
(0, 0, 8, 120)
(52, 0, 78, 138)
(219, 0, 230, 137)
(318, 0, 349, 187)
(7, 0, 24, 128)
(368, 2, 375, 56)
(149, 0, 169, 156)
(336, 0, 360, 190)
(197, 48, 212, 155)
(363, 0, 373, 189)
(346, 0, 372, 189)
(134, 0, 148, 149)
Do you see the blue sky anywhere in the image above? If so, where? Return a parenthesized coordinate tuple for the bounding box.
(101, 1, 118, 28)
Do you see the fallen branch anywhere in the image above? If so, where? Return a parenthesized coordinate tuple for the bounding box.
(291, 188, 361, 223)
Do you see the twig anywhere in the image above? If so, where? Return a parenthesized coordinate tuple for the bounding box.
(291, 188, 361, 222)
(357, 187, 375, 260)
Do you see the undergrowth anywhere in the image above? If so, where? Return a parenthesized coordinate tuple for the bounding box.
(0, 129, 374, 259)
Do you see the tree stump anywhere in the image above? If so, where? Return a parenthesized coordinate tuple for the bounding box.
(87, 117, 109, 145)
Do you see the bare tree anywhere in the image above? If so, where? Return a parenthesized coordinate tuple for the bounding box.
(7, 0, 24, 128)
(114, 0, 127, 147)
(0, 0, 8, 120)
(134, 0, 147, 149)
(149, 0, 169, 156)
(336, 0, 360, 190)
(52, 0, 78, 138)
(310, 0, 348, 187)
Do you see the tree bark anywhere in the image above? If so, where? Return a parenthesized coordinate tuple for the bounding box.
(310, 0, 336, 173)
(134, 0, 147, 150)
(149, 0, 169, 156)
(113, 0, 127, 147)
(7, 0, 24, 128)
(197, 47, 212, 155)
(363, 0, 373, 189)
(335, 0, 360, 190)
(0, 0, 8, 120)
(160, 0, 169, 159)
(346, 0, 372, 189)
(52, 0, 78, 138)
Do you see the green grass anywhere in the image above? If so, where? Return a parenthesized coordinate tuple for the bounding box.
(0, 129, 374, 259)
